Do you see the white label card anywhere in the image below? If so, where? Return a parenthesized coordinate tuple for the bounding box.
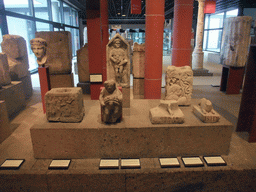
(121, 159, 140, 167)
(49, 160, 71, 168)
(90, 74, 102, 83)
(100, 159, 119, 168)
(159, 158, 180, 166)
(182, 157, 203, 166)
(1, 160, 24, 167)
(204, 156, 226, 164)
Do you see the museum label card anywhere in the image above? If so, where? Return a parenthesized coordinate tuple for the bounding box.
(203, 156, 227, 166)
(90, 74, 102, 83)
(0, 159, 25, 170)
(121, 159, 140, 169)
(159, 158, 180, 168)
(182, 157, 204, 167)
(99, 159, 119, 169)
(49, 160, 71, 169)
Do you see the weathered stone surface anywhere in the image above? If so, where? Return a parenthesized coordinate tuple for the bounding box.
(149, 100, 185, 124)
(49, 73, 74, 88)
(35, 31, 72, 74)
(45, 87, 84, 123)
(193, 98, 220, 123)
(0, 53, 11, 86)
(99, 80, 122, 123)
(107, 33, 130, 87)
(77, 44, 89, 83)
(122, 86, 130, 108)
(132, 42, 145, 78)
(133, 78, 144, 96)
(1, 35, 29, 79)
(220, 16, 252, 67)
(0, 100, 12, 144)
(165, 65, 193, 105)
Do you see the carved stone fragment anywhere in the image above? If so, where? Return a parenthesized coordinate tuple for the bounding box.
(132, 42, 145, 78)
(165, 66, 193, 105)
(30, 38, 47, 67)
(220, 16, 252, 67)
(1, 35, 29, 79)
(193, 98, 220, 123)
(99, 80, 123, 123)
(149, 100, 185, 124)
(77, 44, 89, 83)
(0, 53, 11, 86)
(107, 33, 130, 87)
(45, 87, 84, 122)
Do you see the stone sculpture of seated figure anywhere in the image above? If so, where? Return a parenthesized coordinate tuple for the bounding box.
(198, 98, 215, 114)
(99, 80, 123, 123)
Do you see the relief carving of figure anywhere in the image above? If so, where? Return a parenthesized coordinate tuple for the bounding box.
(107, 33, 130, 87)
(30, 38, 47, 67)
(99, 80, 123, 123)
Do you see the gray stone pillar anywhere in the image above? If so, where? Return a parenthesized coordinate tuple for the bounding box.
(192, 0, 206, 70)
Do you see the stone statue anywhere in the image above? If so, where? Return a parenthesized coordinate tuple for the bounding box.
(149, 100, 185, 124)
(107, 33, 130, 87)
(165, 66, 193, 105)
(99, 80, 123, 123)
(30, 38, 47, 67)
(192, 98, 220, 123)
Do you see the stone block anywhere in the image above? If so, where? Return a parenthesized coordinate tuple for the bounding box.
(77, 82, 90, 94)
(45, 87, 84, 122)
(133, 78, 144, 96)
(165, 65, 193, 105)
(0, 53, 11, 86)
(35, 31, 72, 74)
(149, 100, 185, 124)
(77, 44, 89, 82)
(19, 73, 33, 99)
(0, 81, 25, 117)
(193, 105, 220, 123)
(0, 100, 12, 144)
(1, 35, 29, 79)
(220, 16, 252, 67)
(49, 73, 74, 88)
(122, 86, 130, 108)
(132, 42, 145, 78)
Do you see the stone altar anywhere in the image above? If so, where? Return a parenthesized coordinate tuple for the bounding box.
(45, 87, 84, 123)
(220, 16, 252, 67)
(0, 53, 11, 86)
(149, 100, 185, 124)
(193, 98, 220, 123)
(99, 80, 123, 123)
(165, 65, 193, 105)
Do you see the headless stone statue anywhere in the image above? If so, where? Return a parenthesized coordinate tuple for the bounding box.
(99, 80, 123, 123)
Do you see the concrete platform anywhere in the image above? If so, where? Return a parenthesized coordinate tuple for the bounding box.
(30, 99, 233, 159)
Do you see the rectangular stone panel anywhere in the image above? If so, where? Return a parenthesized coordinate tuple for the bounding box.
(133, 78, 144, 96)
(77, 44, 89, 83)
(0, 100, 12, 144)
(49, 73, 74, 88)
(0, 53, 11, 86)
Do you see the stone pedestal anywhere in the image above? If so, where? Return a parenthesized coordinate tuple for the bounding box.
(30, 99, 233, 159)
(0, 53, 11, 86)
(49, 73, 74, 88)
(220, 16, 252, 67)
(0, 100, 12, 144)
(192, 0, 206, 70)
(0, 81, 25, 117)
(45, 87, 84, 123)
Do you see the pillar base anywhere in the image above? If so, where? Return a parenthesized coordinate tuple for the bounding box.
(193, 68, 213, 76)
(192, 51, 204, 70)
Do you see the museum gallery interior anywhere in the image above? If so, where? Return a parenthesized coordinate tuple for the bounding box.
(0, 0, 256, 191)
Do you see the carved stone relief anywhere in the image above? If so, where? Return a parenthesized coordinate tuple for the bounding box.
(165, 66, 193, 105)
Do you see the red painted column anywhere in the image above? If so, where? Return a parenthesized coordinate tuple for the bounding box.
(144, 0, 165, 99)
(38, 67, 51, 113)
(172, 0, 194, 67)
(100, 0, 108, 82)
(87, 10, 103, 100)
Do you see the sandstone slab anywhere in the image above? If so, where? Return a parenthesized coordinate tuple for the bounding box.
(132, 42, 145, 78)
(0, 53, 11, 86)
(77, 44, 89, 83)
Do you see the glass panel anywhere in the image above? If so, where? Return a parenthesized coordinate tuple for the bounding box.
(226, 9, 238, 18)
(204, 15, 210, 29)
(33, 0, 49, 20)
(51, 0, 61, 23)
(36, 21, 51, 31)
(3, 0, 32, 16)
(7, 16, 37, 71)
(63, 3, 71, 25)
(206, 29, 222, 52)
(203, 30, 208, 50)
(65, 27, 80, 56)
(209, 13, 224, 29)
(71, 9, 79, 27)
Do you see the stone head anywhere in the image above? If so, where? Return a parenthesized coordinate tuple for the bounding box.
(113, 38, 122, 48)
(30, 38, 47, 60)
(104, 80, 116, 94)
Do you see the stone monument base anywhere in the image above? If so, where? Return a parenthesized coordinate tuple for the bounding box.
(133, 78, 144, 98)
(0, 101, 12, 143)
(30, 99, 232, 159)
(122, 86, 130, 108)
(77, 82, 90, 94)
(50, 73, 74, 88)
(0, 81, 25, 117)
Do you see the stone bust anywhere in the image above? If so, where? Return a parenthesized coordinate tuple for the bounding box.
(99, 80, 123, 123)
(30, 38, 47, 67)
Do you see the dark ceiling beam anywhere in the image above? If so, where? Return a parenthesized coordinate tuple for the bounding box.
(109, 19, 145, 24)
(63, 0, 86, 11)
